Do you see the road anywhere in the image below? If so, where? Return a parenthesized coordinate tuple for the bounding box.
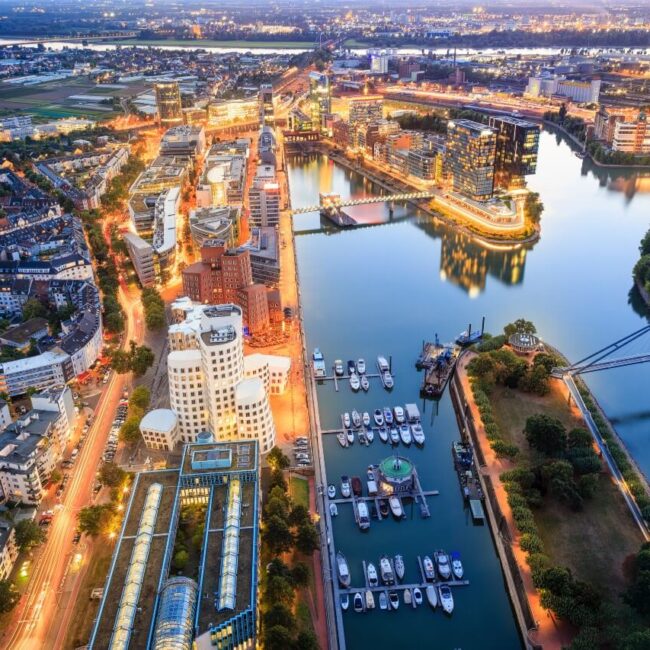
(3, 283, 143, 650)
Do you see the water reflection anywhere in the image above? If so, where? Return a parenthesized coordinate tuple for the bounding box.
(417, 219, 531, 296)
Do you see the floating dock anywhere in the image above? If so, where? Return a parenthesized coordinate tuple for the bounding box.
(452, 441, 485, 523)
(416, 338, 460, 399)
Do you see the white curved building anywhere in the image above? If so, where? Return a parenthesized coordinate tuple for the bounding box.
(139, 409, 179, 451)
(235, 377, 276, 453)
(142, 302, 286, 453)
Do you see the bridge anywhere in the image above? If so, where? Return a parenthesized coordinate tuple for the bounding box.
(552, 325, 650, 540)
(291, 191, 436, 215)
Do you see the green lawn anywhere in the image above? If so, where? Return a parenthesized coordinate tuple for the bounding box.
(290, 476, 310, 509)
(102, 39, 314, 49)
(488, 379, 643, 596)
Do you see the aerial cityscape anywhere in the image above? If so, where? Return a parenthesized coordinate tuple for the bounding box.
(1, 1, 650, 649)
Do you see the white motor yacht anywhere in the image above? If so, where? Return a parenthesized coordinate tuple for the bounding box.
(366, 428, 374, 443)
(373, 409, 384, 426)
(360, 374, 370, 392)
(346, 430, 355, 445)
(337, 552, 351, 587)
(343, 412, 351, 429)
(451, 554, 464, 580)
(388, 496, 403, 518)
(413, 588, 423, 607)
(377, 356, 390, 372)
(341, 476, 351, 498)
(379, 591, 388, 610)
(439, 585, 454, 615)
(399, 424, 412, 445)
(403, 588, 412, 606)
(436, 552, 451, 580)
(366, 562, 379, 587)
(393, 406, 405, 424)
(411, 423, 425, 445)
(349, 373, 361, 391)
(353, 592, 364, 612)
(365, 590, 375, 610)
(337, 432, 347, 448)
(329, 502, 338, 517)
(426, 585, 438, 609)
(378, 427, 388, 443)
(351, 410, 362, 428)
(394, 554, 405, 581)
(389, 427, 400, 445)
(382, 371, 394, 390)
(357, 358, 366, 374)
(362, 412, 371, 427)
(341, 593, 350, 611)
(423, 556, 435, 581)
(327, 484, 336, 499)
(388, 591, 400, 610)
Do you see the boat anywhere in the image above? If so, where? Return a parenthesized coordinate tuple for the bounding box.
(456, 324, 483, 347)
(366, 465, 375, 481)
(362, 411, 371, 427)
(378, 426, 388, 443)
(351, 477, 362, 497)
(379, 555, 394, 584)
(405, 403, 421, 423)
(343, 412, 351, 428)
(379, 591, 388, 610)
(451, 552, 464, 579)
(403, 588, 412, 606)
(399, 424, 412, 445)
(393, 406, 405, 424)
(349, 373, 360, 391)
(334, 359, 344, 376)
(426, 585, 438, 609)
(366, 562, 379, 587)
(388, 591, 400, 610)
(351, 410, 362, 428)
(383, 407, 394, 425)
(423, 556, 436, 581)
(394, 554, 405, 581)
(328, 484, 336, 499)
(353, 592, 364, 612)
(411, 423, 425, 445)
(388, 495, 403, 518)
(357, 358, 366, 374)
(439, 585, 454, 615)
(357, 502, 370, 530)
(382, 371, 394, 390)
(377, 356, 390, 372)
(389, 427, 400, 445)
(379, 499, 389, 518)
(360, 374, 370, 392)
(312, 348, 326, 378)
(347, 360, 356, 375)
(366, 428, 374, 443)
(373, 409, 384, 426)
(346, 430, 355, 445)
(435, 551, 451, 580)
(337, 432, 347, 447)
(337, 551, 351, 587)
(330, 502, 338, 516)
(341, 476, 351, 498)
(365, 590, 375, 610)
(341, 593, 350, 611)
(413, 587, 423, 607)
(358, 430, 367, 445)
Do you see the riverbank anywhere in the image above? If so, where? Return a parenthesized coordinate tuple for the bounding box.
(543, 121, 650, 170)
(322, 145, 540, 246)
(85, 38, 314, 50)
(454, 345, 648, 648)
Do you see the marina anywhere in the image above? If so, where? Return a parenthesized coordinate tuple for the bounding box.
(452, 441, 486, 523)
(416, 337, 461, 399)
(287, 132, 650, 648)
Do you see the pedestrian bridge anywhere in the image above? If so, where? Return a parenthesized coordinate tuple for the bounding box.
(291, 191, 436, 215)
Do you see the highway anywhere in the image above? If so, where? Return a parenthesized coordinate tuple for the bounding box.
(3, 285, 144, 649)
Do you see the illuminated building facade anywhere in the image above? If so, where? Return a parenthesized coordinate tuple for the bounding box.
(348, 96, 384, 127)
(207, 99, 259, 128)
(446, 119, 497, 201)
(488, 116, 540, 189)
(259, 84, 274, 126)
(308, 71, 331, 134)
(155, 81, 183, 128)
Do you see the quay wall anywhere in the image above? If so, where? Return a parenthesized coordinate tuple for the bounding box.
(284, 157, 344, 650)
(450, 367, 539, 650)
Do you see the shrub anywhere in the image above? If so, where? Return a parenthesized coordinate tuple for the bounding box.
(491, 439, 519, 459)
(519, 533, 544, 554)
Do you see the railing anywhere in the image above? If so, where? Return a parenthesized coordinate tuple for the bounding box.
(291, 191, 437, 215)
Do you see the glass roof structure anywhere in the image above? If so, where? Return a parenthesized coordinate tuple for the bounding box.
(109, 483, 163, 650)
(152, 577, 198, 650)
(217, 478, 242, 611)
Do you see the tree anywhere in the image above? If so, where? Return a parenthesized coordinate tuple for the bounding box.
(295, 521, 319, 555)
(558, 103, 568, 122)
(291, 561, 310, 588)
(288, 504, 310, 528)
(49, 468, 63, 484)
(577, 473, 598, 499)
(99, 462, 127, 488)
(269, 468, 288, 492)
(466, 354, 496, 381)
(129, 343, 155, 377)
(267, 446, 290, 470)
(77, 504, 115, 536)
(15, 519, 45, 552)
(264, 496, 290, 521)
(0, 580, 19, 614)
(264, 575, 295, 606)
(21, 298, 47, 321)
(263, 625, 294, 650)
(569, 626, 600, 650)
(119, 416, 142, 445)
(262, 603, 295, 631)
(129, 386, 151, 411)
(524, 414, 567, 456)
(262, 515, 293, 554)
(568, 427, 592, 449)
(173, 549, 189, 570)
(109, 349, 132, 374)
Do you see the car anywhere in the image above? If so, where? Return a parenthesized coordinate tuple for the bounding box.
(83, 425, 89, 433)
(72, 531, 81, 544)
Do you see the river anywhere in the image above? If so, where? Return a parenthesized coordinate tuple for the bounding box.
(287, 130, 650, 649)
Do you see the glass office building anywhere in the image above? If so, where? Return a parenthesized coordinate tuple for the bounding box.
(489, 116, 540, 189)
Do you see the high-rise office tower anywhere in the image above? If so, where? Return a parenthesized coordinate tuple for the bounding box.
(446, 119, 497, 201)
(308, 71, 331, 134)
(259, 84, 274, 126)
(488, 116, 540, 189)
(155, 81, 183, 127)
